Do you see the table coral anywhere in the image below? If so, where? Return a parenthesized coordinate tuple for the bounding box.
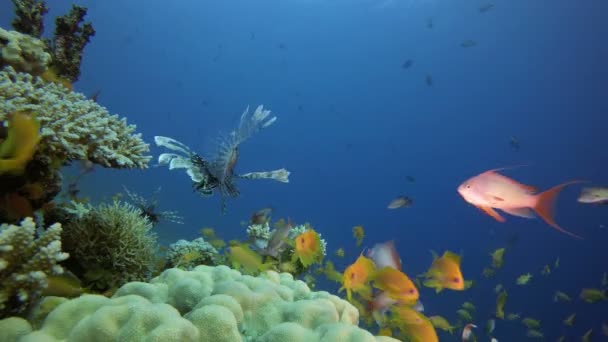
(4, 265, 399, 342)
(0, 27, 51, 75)
(0, 66, 151, 169)
(0, 217, 68, 318)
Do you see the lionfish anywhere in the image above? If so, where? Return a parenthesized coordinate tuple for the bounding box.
(155, 105, 290, 213)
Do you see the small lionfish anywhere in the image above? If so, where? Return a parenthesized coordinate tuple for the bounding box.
(155, 105, 290, 213)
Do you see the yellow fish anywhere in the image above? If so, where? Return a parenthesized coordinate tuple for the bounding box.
(339, 254, 375, 301)
(496, 290, 507, 319)
(0, 111, 40, 175)
(563, 313, 575, 326)
(490, 247, 506, 268)
(423, 251, 465, 292)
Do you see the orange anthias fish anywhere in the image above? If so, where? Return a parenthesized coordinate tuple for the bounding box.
(423, 251, 465, 292)
(458, 167, 583, 239)
(372, 267, 419, 304)
(339, 254, 376, 301)
(293, 229, 323, 267)
(394, 306, 439, 342)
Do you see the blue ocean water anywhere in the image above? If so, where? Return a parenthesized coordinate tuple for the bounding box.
(2, 0, 606, 340)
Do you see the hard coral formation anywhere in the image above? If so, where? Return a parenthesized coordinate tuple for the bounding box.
(0, 66, 151, 168)
(47, 5, 95, 82)
(10, 0, 48, 38)
(0, 27, 51, 75)
(2, 265, 398, 342)
(0, 217, 68, 318)
(60, 201, 158, 290)
(166, 238, 219, 269)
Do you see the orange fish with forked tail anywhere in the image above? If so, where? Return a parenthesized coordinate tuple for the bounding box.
(458, 167, 583, 239)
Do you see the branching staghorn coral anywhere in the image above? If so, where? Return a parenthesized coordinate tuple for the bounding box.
(10, 0, 48, 38)
(0, 217, 69, 318)
(60, 201, 158, 291)
(155, 105, 290, 213)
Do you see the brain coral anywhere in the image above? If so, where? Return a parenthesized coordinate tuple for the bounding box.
(3, 265, 399, 342)
(0, 66, 150, 168)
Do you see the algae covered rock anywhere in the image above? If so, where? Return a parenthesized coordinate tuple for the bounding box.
(7, 265, 398, 342)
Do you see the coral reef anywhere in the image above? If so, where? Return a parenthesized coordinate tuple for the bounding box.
(0, 66, 150, 222)
(0, 217, 68, 318)
(47, 5, 95, 82)
(59, 201, 158, 291)
(10, 0, 48, 38)
(0, 28, 51, 75)
(166, 237, 218, 269)
(0, 66, 151, 169)
(0, 265, 398, 342)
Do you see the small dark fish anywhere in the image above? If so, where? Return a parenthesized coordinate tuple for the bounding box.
(250, 32, 255, 40)
(67, 182, 80, 199)
(89, 89, 101, 102)
(425, 74, 433, 87)
(251, 207, 272, 225)
(479, 3, 495, 13)
(278, 42, 288, 50)
(406, 175, 416, 183)
(297, 104, 303, 111)
(509, 136, 520, 151)
(402, 59, 413, 69)
(426, 17, 434, 29)
(388, 196, 413, 209)
(461, 40, 477, 48)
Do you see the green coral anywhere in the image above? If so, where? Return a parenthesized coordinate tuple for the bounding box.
(60, 201, 158, 290)
(0, 217, 68, 318)
(0, 265, 398, 342)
